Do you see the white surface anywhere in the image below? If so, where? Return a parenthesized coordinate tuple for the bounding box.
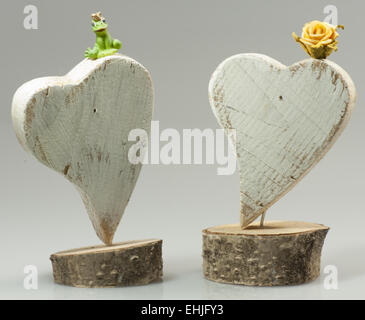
(1, 215, 365, 299)
(11, 54, 153, 245)
(209, 54, 356, 227)
(2, 0, 365, 300)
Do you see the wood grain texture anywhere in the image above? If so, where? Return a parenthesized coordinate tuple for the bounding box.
(50, 239, 163, 287)
(203, 221, 328, 286)
(208, 54, 356, 227)
(12, 54, 153, 244)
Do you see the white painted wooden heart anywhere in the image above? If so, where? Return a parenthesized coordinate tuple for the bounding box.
(12, 54, 153, 244)
(209, 53, 356, 227)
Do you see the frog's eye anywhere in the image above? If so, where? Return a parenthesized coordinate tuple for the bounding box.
(91, 22, 96, 27)
(102, 19, 106, 23)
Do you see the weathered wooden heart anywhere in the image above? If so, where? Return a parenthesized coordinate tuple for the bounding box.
(12, 55, 153, 244)
(209, 53, 356, 227)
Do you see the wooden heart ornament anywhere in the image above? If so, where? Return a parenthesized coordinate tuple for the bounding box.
(209, 54, 356, 227)
(12, 55, 153, 244)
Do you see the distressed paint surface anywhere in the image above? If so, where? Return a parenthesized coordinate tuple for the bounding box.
(12, 54, 153, 244)
(208, 54, 356, 227)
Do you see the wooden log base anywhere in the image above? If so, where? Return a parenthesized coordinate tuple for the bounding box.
(50, 239, 163, 288)
(202, 221, 329, 286)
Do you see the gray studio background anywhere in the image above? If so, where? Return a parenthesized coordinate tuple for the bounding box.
(1, 0, 364, 299)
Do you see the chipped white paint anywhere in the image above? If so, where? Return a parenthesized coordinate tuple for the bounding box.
(209, 54, 356, 228)
(12, 54, 153, 244)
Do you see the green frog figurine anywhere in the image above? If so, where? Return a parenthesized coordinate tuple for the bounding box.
(85, 12, 122, 60)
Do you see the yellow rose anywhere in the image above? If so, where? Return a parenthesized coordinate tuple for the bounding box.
(293, 21, 344, 59)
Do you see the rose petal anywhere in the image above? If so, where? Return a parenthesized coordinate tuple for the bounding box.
(320, 28, 334, 42)
(300, 38, 317, 46)
(318, 38, 333, 45)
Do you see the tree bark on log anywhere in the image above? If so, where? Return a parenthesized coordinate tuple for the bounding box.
(202, 221, 329, 286)
(50, 239, 162, 287)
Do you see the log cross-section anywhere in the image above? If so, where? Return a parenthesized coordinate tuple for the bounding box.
(203, 221, 329, 286)
(51, 239, 163, 287)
